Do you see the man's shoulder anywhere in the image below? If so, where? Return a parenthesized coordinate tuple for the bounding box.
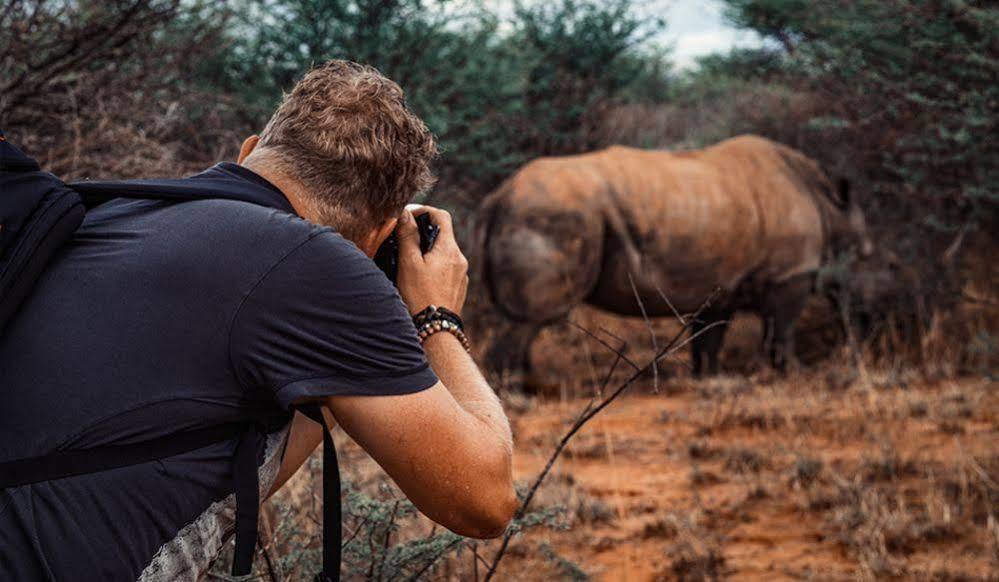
(80, 197, 371, 292)
(163, 198, 320, 244)
(105, 197, 348, 257)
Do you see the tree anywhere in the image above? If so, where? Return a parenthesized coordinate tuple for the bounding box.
(0, 0, 230, 178)
(721, 0, 999, 233)
(203, 0, 667, 195)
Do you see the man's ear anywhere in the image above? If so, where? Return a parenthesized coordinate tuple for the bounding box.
(238, 135, 260, 164)
(359, 217, 400, 258)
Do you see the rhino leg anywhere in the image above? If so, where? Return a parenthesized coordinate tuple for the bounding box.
(762, 273, 813, 372)
(691, 309, 733, 377)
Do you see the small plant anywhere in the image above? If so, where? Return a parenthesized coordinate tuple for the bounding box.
(722, 447, 765, 474)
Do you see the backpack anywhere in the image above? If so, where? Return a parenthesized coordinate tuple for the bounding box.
(0, 133, 342, 582)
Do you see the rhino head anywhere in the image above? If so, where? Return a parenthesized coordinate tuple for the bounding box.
(820, 245, 918, 338)
(816, 179, 921, 337)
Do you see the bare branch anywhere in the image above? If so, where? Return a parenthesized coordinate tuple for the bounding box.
(628, 271, 660, 392)
(483, 288, 722, 581)
(656, 287, 686, 325)
(566, 319, 640, 371)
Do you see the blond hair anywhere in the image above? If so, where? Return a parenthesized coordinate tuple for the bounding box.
(258, 60, 437, 240)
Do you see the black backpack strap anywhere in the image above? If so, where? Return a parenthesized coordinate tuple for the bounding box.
(0, 421, 265, 576)
(299, 404, 342, 582)
(232, 423, 263, 576)
(0, 423, 246, 489)
(0, 134, 86, 333)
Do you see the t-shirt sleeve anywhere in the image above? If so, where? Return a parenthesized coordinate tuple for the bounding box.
(229, 229, 439, 410)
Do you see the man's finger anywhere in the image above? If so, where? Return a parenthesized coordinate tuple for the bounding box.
(396, 209, 423, 263)
(418, 206, 455, 247)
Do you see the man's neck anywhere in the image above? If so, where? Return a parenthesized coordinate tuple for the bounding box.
(239, 155, 381, 257)
(240, 157, 315, 221)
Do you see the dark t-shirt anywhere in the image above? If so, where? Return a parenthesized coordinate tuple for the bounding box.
(0, 164, 437, 580)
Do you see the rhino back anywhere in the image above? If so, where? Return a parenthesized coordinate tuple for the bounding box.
(586, 137, 825, 314)
(481, 135, 829, 320)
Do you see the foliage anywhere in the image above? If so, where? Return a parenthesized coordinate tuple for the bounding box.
(721, 0, 999, 233)
(0, 0, 232, 178)
(199, 0, 666, 194)
(206, 472, 570, 580)
(507, 0, 667, 158)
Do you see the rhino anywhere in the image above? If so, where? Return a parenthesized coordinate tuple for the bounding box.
(477, 135, 875, 382)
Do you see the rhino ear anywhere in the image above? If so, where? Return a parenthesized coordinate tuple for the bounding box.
(837, 178, 853, 210)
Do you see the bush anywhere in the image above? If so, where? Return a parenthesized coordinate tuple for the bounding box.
(720, 0, 998, 248)
(0, 0, 232, 179)
(200, 0, 667, 198)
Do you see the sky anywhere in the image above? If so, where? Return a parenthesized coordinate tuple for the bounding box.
(474, 0, 765, 71)
(658, 1, 765, 70)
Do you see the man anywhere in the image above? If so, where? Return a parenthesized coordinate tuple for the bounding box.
(0, 60, 517, 580)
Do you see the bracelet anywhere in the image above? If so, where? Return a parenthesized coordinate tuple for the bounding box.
(412, 305, 470, 351)
(412, 305, 463, 330)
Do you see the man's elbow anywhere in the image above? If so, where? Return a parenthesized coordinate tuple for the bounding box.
(452, 481, 519, 539)
(446, 444, 518, 538)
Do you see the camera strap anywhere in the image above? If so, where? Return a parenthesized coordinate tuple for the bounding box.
(299, 403, 343, 582)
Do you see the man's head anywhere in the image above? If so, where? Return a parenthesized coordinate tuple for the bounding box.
(238, 60, 437, 255)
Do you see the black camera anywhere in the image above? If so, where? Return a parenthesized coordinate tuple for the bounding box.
(374, 212, 440, 284)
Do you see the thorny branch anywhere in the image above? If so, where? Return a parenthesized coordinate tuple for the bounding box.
(482, 288, 723, 581)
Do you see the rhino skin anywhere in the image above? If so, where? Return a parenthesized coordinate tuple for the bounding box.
(477, 134, 874, 382)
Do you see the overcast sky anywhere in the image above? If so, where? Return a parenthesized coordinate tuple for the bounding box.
(473, 0, 764, 71)
(659, 1, 764, 69)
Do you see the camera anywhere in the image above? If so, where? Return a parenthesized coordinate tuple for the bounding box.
(374, 212, 440, 284)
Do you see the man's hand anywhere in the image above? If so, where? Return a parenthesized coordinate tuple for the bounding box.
(396, 206, 468, 315)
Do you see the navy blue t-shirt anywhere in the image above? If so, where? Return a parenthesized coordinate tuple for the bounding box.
(0, 164, 438, 580)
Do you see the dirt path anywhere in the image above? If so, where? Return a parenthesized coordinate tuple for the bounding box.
(499, 376, 997, 580)
(269, 373, 997, 581)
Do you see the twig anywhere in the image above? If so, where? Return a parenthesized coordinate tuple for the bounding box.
(340, 511, 372, 551)
(473, 543, 481, 582)
(566, 320, 641, 371)
(375, 500, 401, 582)
(657, 287, 686, 325)
(258, 510, 281, 582)
(482, 288, 722, 581)
(628, 272, 660, 392)
(405, 538, 465, 582)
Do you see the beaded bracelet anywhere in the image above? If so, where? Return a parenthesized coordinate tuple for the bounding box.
(412, 305, 470, 352)
(412, 305, 463, 329)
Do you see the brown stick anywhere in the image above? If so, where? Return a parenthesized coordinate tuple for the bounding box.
(482, 289, 721, 581)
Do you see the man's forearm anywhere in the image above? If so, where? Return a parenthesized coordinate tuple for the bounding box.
(422, 332, 512, 453)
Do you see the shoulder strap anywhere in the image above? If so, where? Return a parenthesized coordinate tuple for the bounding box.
(0, 134, 86, 333)
(0, 423, 248, 489)
(299, 404, 343, 582)
(69, 176, 287, 210)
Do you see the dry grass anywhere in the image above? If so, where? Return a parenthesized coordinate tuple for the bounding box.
(497, 372, 997, 580)
(250, 364, 995, 580)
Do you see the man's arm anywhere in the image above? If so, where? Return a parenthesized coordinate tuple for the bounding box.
(298, 207, 516, 537)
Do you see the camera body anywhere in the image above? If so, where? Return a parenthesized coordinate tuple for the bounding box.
(374, 212, 440, 284)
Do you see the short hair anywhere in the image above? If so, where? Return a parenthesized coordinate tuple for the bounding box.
(258, 60, 437, 240)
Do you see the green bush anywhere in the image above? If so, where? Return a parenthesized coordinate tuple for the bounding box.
(200, 0, 667, 196)
(722, 0, 999, 233)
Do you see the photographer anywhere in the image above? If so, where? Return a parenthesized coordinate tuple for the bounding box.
(0, 61, 516, 580)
